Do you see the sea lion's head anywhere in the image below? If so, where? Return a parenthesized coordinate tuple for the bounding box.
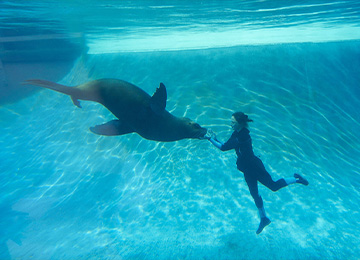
(178, 117, 207, 140)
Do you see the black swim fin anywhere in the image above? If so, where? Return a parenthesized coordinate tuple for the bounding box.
(256, 217, 271, 235)
(294, 174, 309, 186)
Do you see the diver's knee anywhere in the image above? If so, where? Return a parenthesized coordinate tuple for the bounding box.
(268, 183, 281, 192)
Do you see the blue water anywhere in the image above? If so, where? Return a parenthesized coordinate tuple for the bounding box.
(1, 1, 360, 259)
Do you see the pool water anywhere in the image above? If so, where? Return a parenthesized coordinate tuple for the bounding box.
(1, 1, 360, 259)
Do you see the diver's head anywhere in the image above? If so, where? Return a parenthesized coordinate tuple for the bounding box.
(231, 112, 253, 131)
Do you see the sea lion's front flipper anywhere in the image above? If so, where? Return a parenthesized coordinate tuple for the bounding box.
(150, 83, 167, 114)
(89, 120, 134, 136)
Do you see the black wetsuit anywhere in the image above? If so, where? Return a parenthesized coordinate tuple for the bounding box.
(221, 128, 287, 208)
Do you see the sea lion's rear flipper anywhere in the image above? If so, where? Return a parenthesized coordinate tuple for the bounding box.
(71, 97, 82, 108)
(23, 79, 82, 108)
(89, 120, 134, 136)
(150, 83, 167, 114)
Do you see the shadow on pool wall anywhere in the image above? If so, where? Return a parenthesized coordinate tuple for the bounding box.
(0, 18, 87, 105)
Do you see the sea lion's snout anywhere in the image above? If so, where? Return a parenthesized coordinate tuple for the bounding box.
(192, 123, 208, 139)
(198, 127, 208, 139)
(183, 118, 207, 139)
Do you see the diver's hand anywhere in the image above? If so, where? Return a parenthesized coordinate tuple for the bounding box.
(206, 129, 223, 149)
(204, 129, 216, 140)
(201, 130, 212, 140)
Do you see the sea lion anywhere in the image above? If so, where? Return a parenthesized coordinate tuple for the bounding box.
(23, 79, 207, 142)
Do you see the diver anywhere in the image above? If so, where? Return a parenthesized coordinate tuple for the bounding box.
(205, 112, 309, 234)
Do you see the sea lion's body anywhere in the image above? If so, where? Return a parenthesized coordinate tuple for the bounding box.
(24, 78, 207, 142)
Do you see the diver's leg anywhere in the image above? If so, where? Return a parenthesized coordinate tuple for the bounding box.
(260, 171, 309, 189)
(244, 173, 262, 208)
(259, 171, 308, 190)
(254, 158, 288, 191)
(244, 173, 271, 234)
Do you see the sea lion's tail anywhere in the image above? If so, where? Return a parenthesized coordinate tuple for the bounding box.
(22, 79, 82, 108)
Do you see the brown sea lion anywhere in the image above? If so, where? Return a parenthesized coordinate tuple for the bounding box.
(23, 79, 207, 142)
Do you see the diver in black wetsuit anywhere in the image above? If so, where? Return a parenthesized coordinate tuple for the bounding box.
(205, 112, 309, 234)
